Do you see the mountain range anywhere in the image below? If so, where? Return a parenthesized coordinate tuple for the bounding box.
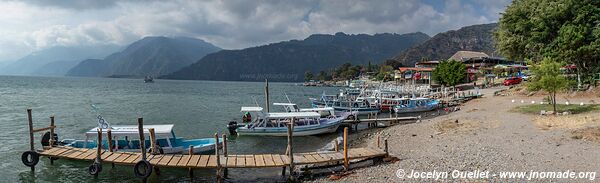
(66, 37, 221, 77)
(0, 45, 120, 76)
(392, 23, 498, 66)
(161, 32, 430, 82)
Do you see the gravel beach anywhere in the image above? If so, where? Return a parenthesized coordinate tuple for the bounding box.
(310, 87, 600, 182)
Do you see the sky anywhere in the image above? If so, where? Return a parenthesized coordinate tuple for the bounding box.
(0, 0, 512, 62)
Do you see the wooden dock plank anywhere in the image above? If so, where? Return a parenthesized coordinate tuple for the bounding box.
(167, 155, 182, 166)
(149, 155, 164, 165)
(81, 150, 100, 160)
(272, 154, 284, 166)
(255, 155, 265, 167)
(226, 156, 235, 167)
(100, 152, 114, 160)
(187, 155, 201, 167)
(198, 155, 210, 167)
(40, 147, 62, 156)
(206, 155, 217, 168)
(124, 154, 141, 164)
(104, 152, 122, 162)
(303, 154, 317, 163)
(281, 155, 290, 164)
(51, 148, 72, 156)
(157, 155, 174, 166)
(310, 154, 327, 162)
(65, 148, 88, 159)
(245, 155, 256, 167)
(263, 154, 276, 167)
(114, 153, 133, 163)
(178, 155, 191, 167)
(236, 155, 245, 167)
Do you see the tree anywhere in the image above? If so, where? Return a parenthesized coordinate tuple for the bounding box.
(304, 71, 313, 81)
(528, 58, 571, 113)
(494, 0, 600, 85)
(432, 60, 466, 87)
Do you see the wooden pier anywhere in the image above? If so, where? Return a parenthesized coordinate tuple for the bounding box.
(21, 109, 392, 182)
(38, 146, 386, 168)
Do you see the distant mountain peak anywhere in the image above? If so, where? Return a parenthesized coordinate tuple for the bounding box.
(67, 36, 221, 77)
(392, 23, 498, 66)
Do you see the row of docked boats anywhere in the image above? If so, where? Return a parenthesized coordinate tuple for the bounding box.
(59, 86, 440, 155)
(309, 88, 440, 114)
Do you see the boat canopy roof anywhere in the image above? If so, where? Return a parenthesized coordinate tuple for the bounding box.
(266, 112, 320, 119)
(85, 124, 174, 137)
(241, 107, 263, 112)
(299, 107, 334, 112)
(273, 103, 297, 106)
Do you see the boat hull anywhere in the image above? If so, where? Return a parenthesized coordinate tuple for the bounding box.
(236, 120, 341, 136)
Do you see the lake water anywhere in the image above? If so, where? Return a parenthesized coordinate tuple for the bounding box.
(0, 76, 342, 182)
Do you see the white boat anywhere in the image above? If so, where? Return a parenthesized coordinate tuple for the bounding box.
(227, 106, 349, 136)
(61, 124, 220, 154)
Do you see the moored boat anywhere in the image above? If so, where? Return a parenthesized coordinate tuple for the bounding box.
(61, 124, 220, 154)
(227, 106, 348, 136)
(393, 98, 439, 113)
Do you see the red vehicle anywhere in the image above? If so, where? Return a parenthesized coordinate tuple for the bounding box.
(503, 77, 522, 86)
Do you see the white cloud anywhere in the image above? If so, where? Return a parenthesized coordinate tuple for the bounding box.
(0, 0, 511, 62)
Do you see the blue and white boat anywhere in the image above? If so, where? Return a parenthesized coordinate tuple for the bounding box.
(393, 98, 440, 113)
(228, 106, 349, 136)
(61, 124, 220, 154)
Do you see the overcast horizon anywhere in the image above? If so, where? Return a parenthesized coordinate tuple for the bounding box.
(0, 0, 511, 63)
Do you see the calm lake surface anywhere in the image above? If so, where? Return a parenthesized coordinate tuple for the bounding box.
(0, 76, 341, 182)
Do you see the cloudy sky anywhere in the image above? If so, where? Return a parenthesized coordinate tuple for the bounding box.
(0, 0, 511, 62)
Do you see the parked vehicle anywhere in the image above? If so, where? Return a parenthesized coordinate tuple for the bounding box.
(503, 77, 522, 86)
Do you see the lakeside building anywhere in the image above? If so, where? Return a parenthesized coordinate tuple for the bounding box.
(397, 50, 527, 85)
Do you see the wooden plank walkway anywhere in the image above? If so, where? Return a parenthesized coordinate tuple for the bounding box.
(39, 146, 386, 168)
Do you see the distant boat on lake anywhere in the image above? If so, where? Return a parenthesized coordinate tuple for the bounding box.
(144, 76, 154, 83)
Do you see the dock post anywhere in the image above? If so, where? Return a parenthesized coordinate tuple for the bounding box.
(384, 139, 389, 157)
(334, 139, 339, 152)
(49, 116, 55, 147)
(377, 135, 380, 148)
(265, 79, 270, 113)
(286, 119, 295, 182)
(27, 109, 35, 172)
(137, 118, 146, 161)
(93, 128, 103, 178)
(222, 134, 228, 179)
(214, 133, 222, 183)
(148, 128, 156, 154)
(107, 129, 114, 168)
(49, 116, 56, 165)
(148, 128, 161, 176)
(188, 145, 194, 178)
(343, 127, 349, 171)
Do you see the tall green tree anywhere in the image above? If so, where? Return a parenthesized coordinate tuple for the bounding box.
(432, 60, 466, 87)
(528, 58, 571, 113)
(304, 71, 313, 81)
(494, 0, 600, 84)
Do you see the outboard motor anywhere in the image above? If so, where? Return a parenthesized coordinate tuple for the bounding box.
(227, 121, 239, 136)
(41, 131, 58, 146)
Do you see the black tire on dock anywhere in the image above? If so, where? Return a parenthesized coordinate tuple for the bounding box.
(134, 160, 152, 179)
(88, 163, 102, 175)
(21, 151, 40, 167)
